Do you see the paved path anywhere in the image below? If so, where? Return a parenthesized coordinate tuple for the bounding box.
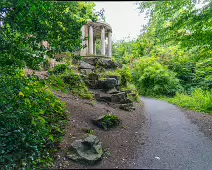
(135, 97, 212, 170)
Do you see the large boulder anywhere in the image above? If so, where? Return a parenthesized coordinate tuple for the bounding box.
(97, 59, 118, 69)
(66, 135, 103, 165)
(83, 57, 99, 66)
(108, 103, 135, 112)
(85, 80, 98, 89)
(111, 92, 128, 104)
(98, 78, 117, 90)
(94, 93, 112, 102)
(119, 103, 135, 111)
(88, 73, 100, 81)
(85, 73, 100, 89)
(106, 87, 119, 94)
(79, 61, 95, 69)
(80, 69, 93, 75)
(106, 75, 121, 86)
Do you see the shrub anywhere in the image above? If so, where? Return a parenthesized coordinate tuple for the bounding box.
(116, 65, 133, 87)
(0, 69, 67, 169)
(132, 57, 182, 96)
(93, 114, 121, 131)
(149, 45, 196, 90)
(47, 68, 93, 99)
(101, 65, 132, 87)
(122, 83, 140, 102)
(194, 58, 212, 90)
(168, 89, 212, 114)
(48, 64, 69, 75)
(43, 58, 51, 71)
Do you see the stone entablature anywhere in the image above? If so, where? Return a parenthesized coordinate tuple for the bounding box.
(80, 20, 112, 58)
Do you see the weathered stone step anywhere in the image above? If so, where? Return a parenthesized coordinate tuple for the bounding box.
(94, 92, 133, 104)
(82, 57, 119, 69)
(108, 103, 135, 112)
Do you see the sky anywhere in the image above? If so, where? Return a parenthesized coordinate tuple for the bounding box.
(93, 1, 148, 42)
(93, 1, 209, 42)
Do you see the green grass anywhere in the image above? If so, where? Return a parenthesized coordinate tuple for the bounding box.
(164, 89, 212, 114)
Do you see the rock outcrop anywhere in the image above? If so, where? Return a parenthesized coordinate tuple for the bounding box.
(74, 57, 136, 112)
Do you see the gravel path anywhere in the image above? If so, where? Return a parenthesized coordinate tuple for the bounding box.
(134, 97, 212, 170)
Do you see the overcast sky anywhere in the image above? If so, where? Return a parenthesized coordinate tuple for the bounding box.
(93, 1, 208, 42)
(93, 1, 148, 42)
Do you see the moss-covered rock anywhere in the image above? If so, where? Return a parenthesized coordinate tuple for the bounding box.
(92, 114, 121, 131)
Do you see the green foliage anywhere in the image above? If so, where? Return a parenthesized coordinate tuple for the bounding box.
(47, 67, 93, 99)
(46, 74, 69, 94)
(121, 83, 140, 102)
(194, 57, 212, 90)
(110, 0, 212, 113)
(49, 64, 69, 75)
(100, 65, 132, 87)
(112, 39, 137, 64)
(87, 129, 94, 135)
(43, 58, 51, 71)
(116, 65, 132, 87)
(168, 89, 212, 114)
(0, 69, 67, 169)
(136, 0, 212, 49)
(132, 57, 182, 96)
(101, 70, 121, 78)
(100, 114, 121, 131)
(0, 1, 98, 69)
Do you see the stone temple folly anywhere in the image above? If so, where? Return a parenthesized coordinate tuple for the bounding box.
(80, 20, 112, 58)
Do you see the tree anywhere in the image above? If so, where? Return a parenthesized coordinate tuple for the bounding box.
(0, 0, 98, 69)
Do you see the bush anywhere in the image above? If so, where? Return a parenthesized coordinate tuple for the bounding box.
(43, 58, 51, 71)
(116, 65, 133, 87)
(48, 64, 69, 75)
(0, 69, 67, 169)
(93, 114, 121, 131)
(168, 89, 212, 114)
(149, 45, 196, 90)
(194, 58, 212, 90)
(47, 68, 93, 99)
(121, 83, 140, 102)
(132, 57, 182, 96)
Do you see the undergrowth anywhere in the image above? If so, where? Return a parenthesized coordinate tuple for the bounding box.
(0, 68, 68, 169)
(167, 89, 212, 114)
(47, 64, 93, 99)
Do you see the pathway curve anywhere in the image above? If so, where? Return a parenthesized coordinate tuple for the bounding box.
(134, 97, 212, 170)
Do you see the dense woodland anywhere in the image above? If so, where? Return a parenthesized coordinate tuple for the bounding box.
(0, 0, 211, 169)
(113, 0, 212, 113)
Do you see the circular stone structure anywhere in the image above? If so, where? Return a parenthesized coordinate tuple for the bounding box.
(80, 20, 112, 58)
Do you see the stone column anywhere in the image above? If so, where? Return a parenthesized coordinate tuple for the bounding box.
(84, 25, 89, 55)
(93, 38, 96, 55)
(80, 25, 86, 56)
(89, 25, 93, 55)
(101, 27, 105, 55)
(108, 31, 112, 57)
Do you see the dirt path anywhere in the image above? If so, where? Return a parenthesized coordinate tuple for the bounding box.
(134, 97, 212, 170)
(53, 92, 147, 169)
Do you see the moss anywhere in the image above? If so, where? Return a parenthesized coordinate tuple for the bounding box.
(46, 65, 93, 99)
(94, 114, 121, 131)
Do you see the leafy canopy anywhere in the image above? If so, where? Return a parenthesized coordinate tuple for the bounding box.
(0, 0, 98, 69)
